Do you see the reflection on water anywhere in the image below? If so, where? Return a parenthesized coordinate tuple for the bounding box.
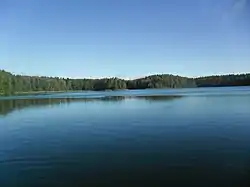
(0, 95, 181, 116)
(1, 88, 250, 187)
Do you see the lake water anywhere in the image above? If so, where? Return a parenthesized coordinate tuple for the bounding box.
(0, 87, 250, 187)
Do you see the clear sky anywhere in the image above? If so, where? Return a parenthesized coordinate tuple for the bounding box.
(1, 0, 249, 78)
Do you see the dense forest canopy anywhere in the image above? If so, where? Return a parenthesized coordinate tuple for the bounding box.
(0, 70, 250, 95)
(195, 74, 250, 87)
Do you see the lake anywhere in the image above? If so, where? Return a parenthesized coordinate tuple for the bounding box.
(0, 87, 250, 187)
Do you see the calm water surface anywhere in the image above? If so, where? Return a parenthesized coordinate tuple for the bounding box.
(0, 87, 250, 187)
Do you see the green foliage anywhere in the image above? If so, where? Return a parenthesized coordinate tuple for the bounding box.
(0, 70, 14, 95)
(0, 70, 249, 95)
(195, 74, 250, 87)
(127, 74, 196, 89)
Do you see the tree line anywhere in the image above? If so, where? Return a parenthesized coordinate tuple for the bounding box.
(0, 70, 250, 95)
(195, 74, 250, 87)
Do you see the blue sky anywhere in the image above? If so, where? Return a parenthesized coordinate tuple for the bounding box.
(1, 0, 249, 78)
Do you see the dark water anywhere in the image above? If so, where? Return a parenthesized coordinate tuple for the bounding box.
(1, 87, 250, 187)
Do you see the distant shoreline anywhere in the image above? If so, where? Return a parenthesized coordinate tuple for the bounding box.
(0, 70, 249, 96)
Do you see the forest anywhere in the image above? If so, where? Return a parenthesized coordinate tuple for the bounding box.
(0, 70, 250, 95)
(195, 74, 250, 87)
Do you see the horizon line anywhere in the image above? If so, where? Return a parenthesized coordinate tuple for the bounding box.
(1, 69, 250, 80)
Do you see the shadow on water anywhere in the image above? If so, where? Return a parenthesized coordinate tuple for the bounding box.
(0, 95, 182, 116)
